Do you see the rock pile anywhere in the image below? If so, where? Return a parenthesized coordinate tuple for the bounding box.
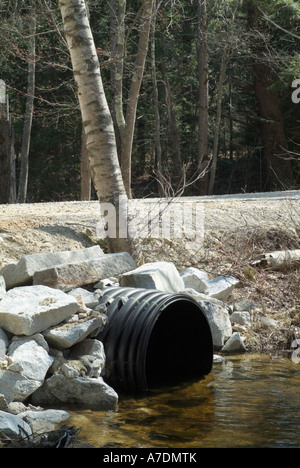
(0, 245, 246, 440)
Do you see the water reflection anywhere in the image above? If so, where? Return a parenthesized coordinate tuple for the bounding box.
(69, 354, 300, 448)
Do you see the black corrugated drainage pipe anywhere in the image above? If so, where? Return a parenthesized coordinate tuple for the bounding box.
(97, 287, 213, 393)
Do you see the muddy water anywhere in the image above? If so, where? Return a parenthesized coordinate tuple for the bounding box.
(69, 354, 300, 448)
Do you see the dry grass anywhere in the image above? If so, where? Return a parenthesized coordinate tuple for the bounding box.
(140, 225, 300, 354)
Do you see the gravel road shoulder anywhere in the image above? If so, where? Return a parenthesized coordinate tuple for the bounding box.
(0, 190, 299, 264)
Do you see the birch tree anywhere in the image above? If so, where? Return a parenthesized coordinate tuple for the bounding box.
(109, 0, 126, 161)
(58, 0, 140, 259)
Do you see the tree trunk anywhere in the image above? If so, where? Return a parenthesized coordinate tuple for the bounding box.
(17, 9, 36, 203)
(59, 0, 141, 260)
(161, 54, 182, 192)
(109, 0, 126, 162)
(121, 0, 154, 198)
(253, 62, 291, 189)
(150, 1, 163, 196)
(208, 51, 228, 195)
(247, 1, 292, 189)
(80, 128, 91, 201)
(197, 0, 209, 195)
(0, 119, 15, 204)
(207, 1, 239, 195)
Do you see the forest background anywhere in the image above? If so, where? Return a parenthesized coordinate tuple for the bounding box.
(0, 0, 300, 204)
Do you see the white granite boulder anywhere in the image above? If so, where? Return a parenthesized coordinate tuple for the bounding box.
(0, 328, 9, 358)
(204, 275, 240, 301)
(120, 261, 184, 293)
(33, 252, 137, 292)
(43, 314, 107, 350)
(0, 335, 54, 403)
(68, 287, 101, 308)
(180, 288, 224, 306)
(31, 374, 118, 410)
(199, 301, 232, 350)
(18, 409, 70, 434)
(0, 276, 6, 301)
(0, 410, 32, 438)
(180, 267, 209, 293)
(1, 245, 104, 289)
(231, 311, 251, 326)
(221, 332, 246, 353)
(0, 285, 79, 336)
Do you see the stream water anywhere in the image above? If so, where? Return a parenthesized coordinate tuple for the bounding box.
(69, 354, 300, 448)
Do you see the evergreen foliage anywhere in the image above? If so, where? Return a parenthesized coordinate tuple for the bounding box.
(0, 0, 299, 202)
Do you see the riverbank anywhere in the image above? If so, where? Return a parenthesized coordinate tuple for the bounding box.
(0, 193, 299, 447)
(0, 192, 299, 354)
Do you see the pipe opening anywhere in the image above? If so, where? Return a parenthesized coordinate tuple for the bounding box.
(145, 300, 213, 389)
(98, 288, 213, 393)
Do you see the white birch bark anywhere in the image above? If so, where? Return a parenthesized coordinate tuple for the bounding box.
(109, 0, 126, 150)
(59, 0, 140, 259)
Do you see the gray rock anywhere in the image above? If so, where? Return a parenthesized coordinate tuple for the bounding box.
(233, 300, 256, 312)
(180, 288, 224, 306)
(204, 275, 239, 301)
(120, 261, 184, 293)
(0, 285, 79, 336)
(0, 410, 32, 438)
(231, 311, 251, 326)
(179, 267, 209, 293)
(79, 355, 104, 378)
(213, 354, 224, 363)
(8, 335, 53, 381)
(11, 332, 50, 351)
(18, 409, 70, 434)
(94, 277, 119, 289)
(43, 315, 107, 350)
(232, 323, 248, 334)
(258, 316, 278, 328)
(5, 402, 28, 415)
(58, 354, 104, 379)
(199, 301, 232, 350)
(70, 338, 105, 365)
(31, 374, 118, 410)
(0, 276, 5, 300)
(68, 288, 100, 308)
(221, 332, 246, 353)
(1, 245, 104, 289)
(0, 393, 8, 410)
(60, 362, 81, 378)
(0, 328, 9, 358)
(33, 252, 137, 292)
(0, 335, 54, 403)
(0, 369, 40, 404)
(180, 272, 239, 301)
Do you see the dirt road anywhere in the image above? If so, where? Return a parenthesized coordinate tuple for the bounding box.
(1, 189, 299, 232)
